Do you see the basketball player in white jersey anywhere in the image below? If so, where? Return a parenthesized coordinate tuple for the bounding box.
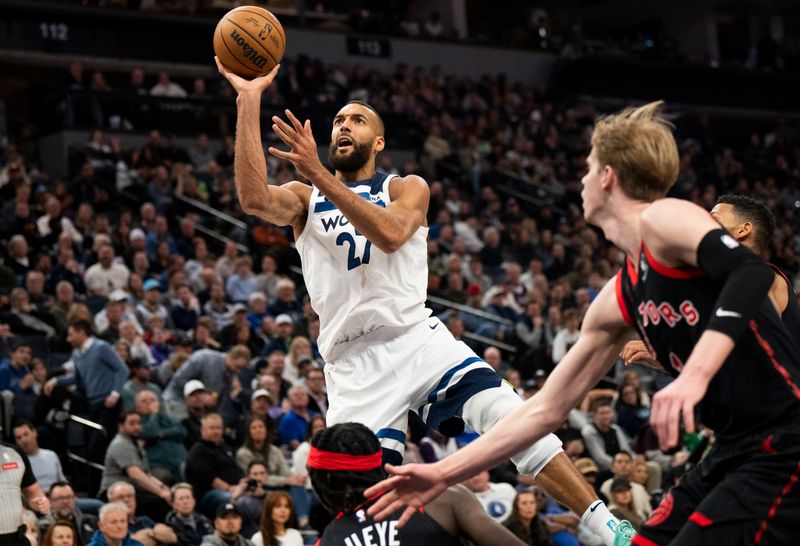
(215, 58, 635, 546)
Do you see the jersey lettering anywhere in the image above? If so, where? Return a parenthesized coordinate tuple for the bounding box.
(679, 301, 699, 325)
(658, 302, 682, 327)
(344, 521, 400, 546)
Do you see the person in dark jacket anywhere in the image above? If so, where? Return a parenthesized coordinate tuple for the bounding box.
(165, 483, 214, 546)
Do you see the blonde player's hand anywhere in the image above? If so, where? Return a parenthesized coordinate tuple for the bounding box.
(364, 463, 448, 527)
(215, 56, 279, 96)
(620, 340, 663, 370)
(650, 374, 706, 451)
(269, 109, 323, 181)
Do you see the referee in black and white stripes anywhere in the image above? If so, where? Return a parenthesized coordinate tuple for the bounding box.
(0, 439, 49, 545)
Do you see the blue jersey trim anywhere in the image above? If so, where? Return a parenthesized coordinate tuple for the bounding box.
(425, 367, 502, 431)
(376, 428, 407, 445)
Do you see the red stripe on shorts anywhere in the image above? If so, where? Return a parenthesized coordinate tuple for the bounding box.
(753, 460, 800, 544)
(632, 534, 661, 546)
(688, 511, 713, 527)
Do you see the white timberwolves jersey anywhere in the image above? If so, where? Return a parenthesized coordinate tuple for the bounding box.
(295, 172, 430, 362)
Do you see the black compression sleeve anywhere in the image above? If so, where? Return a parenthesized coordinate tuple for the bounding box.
(697, 229, 774, 341)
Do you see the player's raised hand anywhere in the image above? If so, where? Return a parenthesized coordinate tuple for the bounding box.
(269, 109, 323, 181)
(650, 374, 705, 450)
(364, 463, 449, 527)
(215, 56, 279, 96)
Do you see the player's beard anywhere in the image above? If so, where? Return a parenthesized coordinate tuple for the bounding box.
(328, 139, 373, 174)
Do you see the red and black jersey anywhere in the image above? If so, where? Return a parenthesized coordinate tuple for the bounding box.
(769, 264, 800, 338)
(616, 244, 800, 440)
(317, 500, 463, 546)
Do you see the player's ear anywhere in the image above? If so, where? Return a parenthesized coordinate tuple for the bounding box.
(738, 221, 753, 240)
(374, 135, 385, 154)
(600, 164, 616, 190)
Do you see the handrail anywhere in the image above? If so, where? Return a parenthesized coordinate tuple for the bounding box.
(179, 216, 249, 254)
(174, 194, 248, 231)
(70, 414, 105, 432)
(426, 296, 513, 326)
(463, 331, 517, 353)
(67, 452, 105, 472)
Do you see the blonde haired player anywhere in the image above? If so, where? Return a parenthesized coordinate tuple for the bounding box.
(368, 101, 800, 546)
(215, 58, 633, 546)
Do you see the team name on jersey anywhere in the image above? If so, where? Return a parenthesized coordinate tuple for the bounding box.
(343, 520, 400, 546)
(637, 299, 700, 328)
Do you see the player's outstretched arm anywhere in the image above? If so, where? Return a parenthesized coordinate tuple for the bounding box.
(216, 59, 308, 228)
(365, 279, 633, 524)
(641, 198, 775, 449)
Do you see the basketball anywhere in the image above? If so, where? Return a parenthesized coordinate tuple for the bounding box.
(213, 6, 286, 79)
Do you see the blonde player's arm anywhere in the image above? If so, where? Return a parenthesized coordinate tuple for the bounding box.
(215, 58, 309, 229)
(365, 278, 634, 523)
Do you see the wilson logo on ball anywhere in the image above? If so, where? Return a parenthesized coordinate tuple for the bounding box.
(229, 30, 268, 69)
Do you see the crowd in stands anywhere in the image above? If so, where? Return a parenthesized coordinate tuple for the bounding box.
(1, 49, 799, 545)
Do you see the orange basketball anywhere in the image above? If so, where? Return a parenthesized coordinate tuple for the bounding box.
(213, 6, 286, 79)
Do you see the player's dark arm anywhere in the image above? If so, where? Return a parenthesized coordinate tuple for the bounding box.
(310, 172, 429, 254)
(442, 485, 527, 546)
(215, 59, 308, 228)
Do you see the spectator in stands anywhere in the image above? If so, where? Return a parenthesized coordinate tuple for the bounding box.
(37, 196, 83, 247)
(163, 345, 249, 420)
(599, 452, 651, 519)
(234, 462, 270, 537)
(283, 337, 313, 386)
(84, 244, 130, 297)
(580, 400, 633, 471)
(202, 281, 233, 332)
(188, 134, 214, 170)
(278, 387, 315, 451)
(185, 413, 246, 517)
(266, 279, 302, 326)
(502, 490, 552, 546)
(41, 520, 78, 546)
(106, 481, 177, 545)
(251, 491, 302, 546)
(607, 478, 644, 532)
(551, 309, 580, 365)
(180, 380, 212, 448)
(41, 482, 98, 546)
(6, 233, 33, 277)
(0, 338, 34, 395)
(135, 279, 172, 330)
(86, 502, 136, 546)
(236, 416, 304, 489)
(150, 71, 186, 98)
(226, 257, 256, 304)
(26, 270, 52, 309)
(482, 346, 508, 375)
(202, 503, 252, 546)
(121, 358, 161, 413)
(613, 382, 650, 440)
(164, 483, 214, 546)
(45, 319, 129, 458)
(244, 293, 268, 334)
(135, 390, 187, 484)
(304, 368, 327, 417)
(13, 421, 65, 492)
(5, 287, 57, 337)
(216, 305, 254, 352)
(462, 470, 516, 522)
(100, 412, 172, 520)
(48, 281, 78, 334)
(170, 284, 199, 333)
(253, 256, 280, 301)
(260, 315, 294, 358)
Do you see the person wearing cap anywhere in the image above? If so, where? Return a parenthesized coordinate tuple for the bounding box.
(120, 354, 162, 413)
(136, 279, 173, 331)
(574, 457, 601, 492)
(599, 453, 651, 519)
(260, 314, 295, 358)
(180, 380, 213, 448)
(201, 503, 253, 546)
(309, 423, 526, 546)
(84, 243, 131, 297)
(124, 228, 148, 269)
(96, 290, 144, 339)
(607, 478, 643, 532)
(163, 345, 251, 422)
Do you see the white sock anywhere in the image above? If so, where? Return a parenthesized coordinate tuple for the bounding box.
(581, 500, 620, 546)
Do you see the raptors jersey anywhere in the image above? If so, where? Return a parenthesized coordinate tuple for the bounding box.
(295, 172, 431, 362)
(616, 243, 800, 440)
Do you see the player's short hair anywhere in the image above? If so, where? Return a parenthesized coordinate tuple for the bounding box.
(591, 100, 679, 202)
(68, 319, 93, 336)
(716, 194, 776, 253)
(308, 422, 384, 514)
(345, 100, 385, 136)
